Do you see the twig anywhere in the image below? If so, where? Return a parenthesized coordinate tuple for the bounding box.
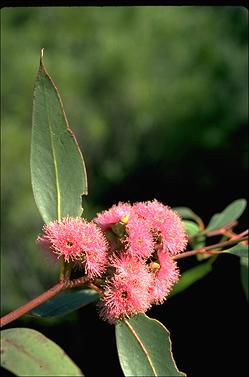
(0, 281, 65, 328)
(205, 220, 238, 237)
(174, 235, 248, 261)
(0, 275, 93, 328)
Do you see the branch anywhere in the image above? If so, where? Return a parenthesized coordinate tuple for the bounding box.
(205, 220, 238, 237)
(0, 276, 92, 328)
(0, 281, 65, 328)
(174, 234, 248, 261)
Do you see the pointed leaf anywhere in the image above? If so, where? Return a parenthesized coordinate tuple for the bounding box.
(31, 50, 88, 223)
(1, 328, 83, 376)
(240, 257, 248, 300)
(183, 220, 199, 238)
(30, 289, 99, 317)
(222, 244, 248, 258)
(173, 207, 199, 222)
(115, 313, 186, 377)
(169, 262, 212, 297)
(182, 220, 206, 254)
(205, 199, 247, 232)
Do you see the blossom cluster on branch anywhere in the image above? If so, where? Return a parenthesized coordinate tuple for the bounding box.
(37, 200, 187, 324)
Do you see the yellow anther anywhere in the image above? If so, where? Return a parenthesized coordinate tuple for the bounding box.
(150, 262, 160, 271)
(120, 214, 129, 224)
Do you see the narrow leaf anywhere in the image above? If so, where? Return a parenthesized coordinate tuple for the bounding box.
(183, 220, 206, 253)
(173, 207, 199, 221)
(205, 199, 247, 232)
(115, 313, 186, 377)
(30, 289, 99, 317)
(183, 220, 199, 238)
(1, 328, 83, 376)
(222, 244, 248, 258)
(240, 257, 248, 300)
(31, 49, 87, 223)
(169, 262, 212, 297)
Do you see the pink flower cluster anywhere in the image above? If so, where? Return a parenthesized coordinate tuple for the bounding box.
(37, 217, 108, 279)
(37, 200, 187, 324)
(95, 200, 187, 323)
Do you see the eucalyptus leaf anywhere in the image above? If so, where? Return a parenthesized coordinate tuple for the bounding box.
(31, 50, 88, 223)
(205, 199, 247, 232)
(240, 257, 248, 300)
(183, 220, 205, 252)
(183, 220, 199, 238)
(222, 244, 248, 258)
(173, 206, 198, 221)
(115, 313, 186, 377)
(191, 234, 206, 251)
(169, 262, 212, 297)
(30, 288, 99, 318)
(1, 328, 83, 376)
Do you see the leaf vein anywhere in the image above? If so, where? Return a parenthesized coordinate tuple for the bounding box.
(124, 318, 157, 376)
(43, 83, 61, 220)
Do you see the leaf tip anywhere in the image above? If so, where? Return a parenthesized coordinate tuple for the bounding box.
(40, 48, 45, 66)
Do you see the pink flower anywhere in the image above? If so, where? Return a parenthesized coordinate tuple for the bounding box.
(125, 216, 154, 259)
(37, 217, 108, 278)
(99, 273, 152, 324)
(149, 250, 179, 304)
(110, 253, 152, 281)
(38, 217, 85, 260)
(94, 202, 132, 231)
(79, 221, 109, 278)
(99, 253, 153, 323)
(133, 200, 187, 255)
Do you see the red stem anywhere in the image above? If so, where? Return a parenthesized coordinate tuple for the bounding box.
(0, 281, 65, 328)
(1, 232, 247, 328)
(0, 276, 91, 328)
(174, 235, 248, 261)
(205, 220, 238, 237)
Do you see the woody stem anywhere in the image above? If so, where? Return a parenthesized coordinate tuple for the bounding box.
(174, 235, 248, 261)
(0, 276, 93, 328)
(0, 281, 65, 328)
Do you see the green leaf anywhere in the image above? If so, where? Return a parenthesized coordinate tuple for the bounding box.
(169, 262, 212, 297)
(222, 244, 248, 258)
(173, 206, 198, 221)
(205, 199, 247, 232)
(1, 328, 83, 376)
(183, 220, 206, 253)
(31, 50, 88, 223)
(115, 313, 186, 377)
(183, 220, 199, 238)
(30, 288, 99, 317)
(240, 257, 248, 300)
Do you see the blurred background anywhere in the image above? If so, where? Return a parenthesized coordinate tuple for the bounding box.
(1, 6, 248, 377)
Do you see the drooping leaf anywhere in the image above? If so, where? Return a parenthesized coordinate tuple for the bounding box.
(192, 235, 206, 250)
(1, 328, 83, 376)
(205, 199, 247, 233)
(222, 244, 248, 258)
(183, 220, 199, 238)
(30, 288, 99, 317)
(240, 257, 248, 300)
(115, 313, 186, 377)
(169, 262, 212, 297)
(31, 50, 88, 223)
(183, 220, 206, 253)
(173, 206, 199, 222)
